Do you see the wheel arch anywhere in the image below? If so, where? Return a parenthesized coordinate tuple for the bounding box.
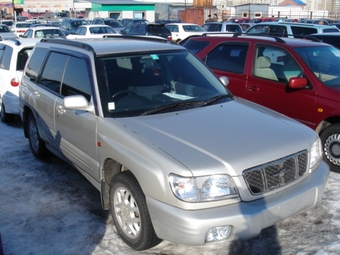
(22, 105, 34, 138)
(316, 116, 340, 135)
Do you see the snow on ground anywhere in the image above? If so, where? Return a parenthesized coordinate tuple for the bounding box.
(1, 118, 340, 255)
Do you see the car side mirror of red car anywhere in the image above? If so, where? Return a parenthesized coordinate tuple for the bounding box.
(219, 76, 229, 86)
(288, 77, 308, 89)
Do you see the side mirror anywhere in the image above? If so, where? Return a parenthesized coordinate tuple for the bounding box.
(288, 77, 308, 89)
(219, 76, 229, 86)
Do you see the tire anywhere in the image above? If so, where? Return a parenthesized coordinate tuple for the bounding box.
(27, 113, 49, 159)
(0, 101, 13, 123)
(320, 123, 340, 173)
(109, 171, 162, 250)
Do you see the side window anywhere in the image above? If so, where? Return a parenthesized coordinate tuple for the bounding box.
(61, 56, 92, 101)
(254, 46, 302, 83)
(25, 48, 48, 81)
(291, 26, 317, 38)
(16, 48, 32, 71)
(0, 46, 12, 70)
(40, 52, 68, 93)
(206, 44, 248, 74)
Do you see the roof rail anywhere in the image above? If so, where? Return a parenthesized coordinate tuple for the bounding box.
(303, 35, 322, 42)
(103, 34, 171, 43)
(40, 38, 95, 52)
(201, 32, 242, 37)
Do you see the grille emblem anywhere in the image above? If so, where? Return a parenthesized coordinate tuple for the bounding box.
(273, 165, 290, 186)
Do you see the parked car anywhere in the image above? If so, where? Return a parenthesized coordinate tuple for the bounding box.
(19, 36, 328, 251)
(299, 19, 330, 25)
(16, 16, 28, 22)
(0, 20, 13, 28)
(202, 22, 243, 33)
(66, 24, 117, 39)
(120, 23, 172, 40)
(45, 12, 68, 22)
(11, 22, 32, 37)
(228, 18, 251, 23)
(20, 26, 65, 38)
(181, 34, 340, 172)
(165, 23, 206, 43)
(0, 38, 38, 122)
(250, 17, 276, 23)
(91, 18, 125, 33)
(245, 22, 340, 38)
(121, 18, 149, 28)
(0, 24, 17, 39)
(305, 33, 340, 49)
(60, 18, 88, 35)
(155, 19, 183, 24)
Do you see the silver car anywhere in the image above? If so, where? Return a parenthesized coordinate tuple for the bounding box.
(19, 37, 329, 250)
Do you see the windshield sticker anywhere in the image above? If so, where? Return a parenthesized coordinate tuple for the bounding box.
(150, 54, 159, 60)
(163, 92, 194, 100)
(108, 102, 115, 110)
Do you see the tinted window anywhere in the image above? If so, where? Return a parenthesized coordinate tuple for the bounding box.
(61, 56, 92, 100)
(202, 24, 222, 31)
(25, 48, 48, 80)
(322, 28, 339, 33)
(181, 40, 209, 54)
(40, 52, 68, 93)
(17, 48, 33, 70)
(291, 26, 317, 38)
(206, 44, 248, 74)
(0, 46, 12, 70)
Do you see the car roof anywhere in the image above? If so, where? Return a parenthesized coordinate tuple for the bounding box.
(187, 34, 331, 48)
(0, 38, 40, 47)
(37, 37, 184, 56)
(78, 24, 111, 28)
(166, 23, 200, 26)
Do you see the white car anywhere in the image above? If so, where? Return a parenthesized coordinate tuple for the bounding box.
(165, 23, 206, 43)
(0, 38, 39, 122)
(21, 26, 65, 38)
(66, 24, 117, 39)
(0, 24, 17, 39)
(11, 22, 32, 37)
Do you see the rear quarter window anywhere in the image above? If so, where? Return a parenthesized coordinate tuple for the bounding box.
(0, 46, 12, 70)
(181, 40, 209, 54)
(322, 28, 339, 33)
(291, 26, 318, 38)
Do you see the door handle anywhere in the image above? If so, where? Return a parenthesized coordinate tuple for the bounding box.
(247, 85, 259, 92)
(56, 105, 66, 115)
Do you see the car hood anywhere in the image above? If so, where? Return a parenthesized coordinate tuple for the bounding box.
(117, 98, 315, 176)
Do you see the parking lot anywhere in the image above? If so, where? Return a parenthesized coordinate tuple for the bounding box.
(0, 118, 339, 255)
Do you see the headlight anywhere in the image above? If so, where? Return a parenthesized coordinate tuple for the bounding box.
(169, 174, 238, 202)
(309, 137, 322, 172)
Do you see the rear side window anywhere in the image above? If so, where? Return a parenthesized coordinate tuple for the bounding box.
(181, 40, 209, 54)
(322, 28, 339, 33)
(291, 26, 317, 38)
(17, 48, 33, 70)
(202, 24, 222, 31)
(0, 45, 12, 70)
(206, 44, 248, 73)
(40, 52, 68, 93)
(25, 47, 48, 80)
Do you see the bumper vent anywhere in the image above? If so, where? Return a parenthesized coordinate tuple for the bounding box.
(243, 150, 308, 195)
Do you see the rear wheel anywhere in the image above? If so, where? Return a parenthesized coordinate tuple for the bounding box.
(320, 123, 340, 173)
(27, 113, 48, 159)
(109, 171, 161, 250)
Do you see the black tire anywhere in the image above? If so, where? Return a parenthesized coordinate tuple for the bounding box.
(0, 101, 13, 123)
(320, 123, 340, 173)
(109, 171, 162, 250)
(27, 113, 49, 159)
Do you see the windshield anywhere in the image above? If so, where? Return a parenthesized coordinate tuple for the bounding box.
(295, 45, 340, 87)
(97, 50, 230, 117)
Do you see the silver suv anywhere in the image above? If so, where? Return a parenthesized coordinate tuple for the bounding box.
(19, 37, 329, 250)
(246, 22, 339, 38)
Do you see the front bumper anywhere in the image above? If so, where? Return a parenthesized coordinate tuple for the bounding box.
(147, 161, 329, 245)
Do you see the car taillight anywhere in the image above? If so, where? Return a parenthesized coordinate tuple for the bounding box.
(167, 35, 172, 41)
(17, 30, 26, 32)
(11, 77, 20, 87)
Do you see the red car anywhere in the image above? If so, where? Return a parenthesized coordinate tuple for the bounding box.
(182, 34, 340, 172)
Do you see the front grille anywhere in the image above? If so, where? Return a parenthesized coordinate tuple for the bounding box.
(243, 150, 308, 195)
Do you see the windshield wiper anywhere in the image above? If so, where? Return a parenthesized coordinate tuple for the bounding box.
(141, 101, 204, 116)
(202, 94, 233, 106)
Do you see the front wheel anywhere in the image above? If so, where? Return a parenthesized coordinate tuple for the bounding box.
(320, 123, 340, 173)
(27, 113, 49, 159)
(109, 171, 162, 250)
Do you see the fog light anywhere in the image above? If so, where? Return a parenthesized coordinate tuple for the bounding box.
(205, 226, 232, 243)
